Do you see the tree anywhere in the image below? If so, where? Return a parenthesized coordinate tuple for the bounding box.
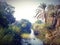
(35, 4, 60, 45)
(0, 24, 22, 45)
(15, 19, 32, 34)
(47, 4, 60, 30)
(35, 3, 47, 23)
(39, 3, 46, 10)
(55, 5, 60, 9)
(47, 4, 55, 10)
(0, 1, 15, 28)
(45, 4, 60, 45)
(0, 1, 22, 45)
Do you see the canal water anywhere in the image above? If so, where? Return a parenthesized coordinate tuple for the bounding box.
(21, 29, 43, 45)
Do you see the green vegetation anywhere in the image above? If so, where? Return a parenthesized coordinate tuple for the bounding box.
(0, 1, 32, 45)
(0, 1, 60, 45)
(34, 3, 60, 45)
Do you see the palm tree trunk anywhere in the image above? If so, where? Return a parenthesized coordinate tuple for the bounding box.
(43, 10, 47, 23)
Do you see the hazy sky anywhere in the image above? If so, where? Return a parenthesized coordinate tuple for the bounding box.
(6, 0, 60, 5)
(5, 0, 60, 23)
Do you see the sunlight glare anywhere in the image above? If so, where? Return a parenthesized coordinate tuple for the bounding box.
(14, 2, 38, 23)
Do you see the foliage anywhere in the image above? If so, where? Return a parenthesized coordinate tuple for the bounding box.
(35, 4, 60, 45)
(8, 25, 20, 33)
(21, 33, 30, 38)
(0, 2, 20, 44)
(35, 3, 47, 23)
(0, 1, 15, 28)
(47, 4, 55, 10)
(15, 19, 32, 34)
(0, 27, 13, 45)
(2, 34, 13, 44)
(35, 20, 43, 24)
(0, 19, 32, 45)
(38, 3, 46, 10)
(0, 1, 32, 45)
(33, 20, 45, 30)
(0, 1, 60, 45)
(32, 20, 46, 40)
(0, 25, 22, 45)
(46, 4, 60, 30)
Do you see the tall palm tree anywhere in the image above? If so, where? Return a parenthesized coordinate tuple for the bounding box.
(35, 3, 47, 23)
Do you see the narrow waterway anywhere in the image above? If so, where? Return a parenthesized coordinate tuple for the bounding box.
(21, 29, 43, 45)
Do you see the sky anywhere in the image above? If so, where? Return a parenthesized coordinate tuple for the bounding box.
(6, 0, 60, 5)
(1, 0, 60, 23)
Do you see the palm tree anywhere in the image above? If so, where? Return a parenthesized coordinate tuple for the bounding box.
(35, 3, 47, 23)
